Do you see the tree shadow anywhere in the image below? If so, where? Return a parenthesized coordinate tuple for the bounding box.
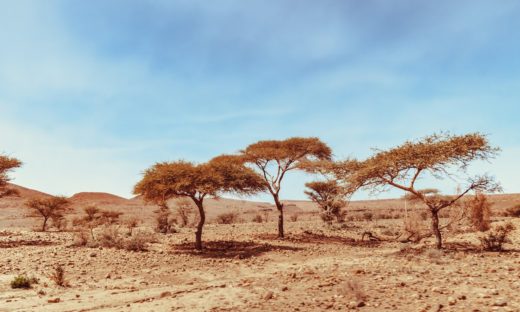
(443, 242, 520, 254)
(171, 240, 303, 259)
(255, 232, 382, 247)
(0, 239, 56, 248)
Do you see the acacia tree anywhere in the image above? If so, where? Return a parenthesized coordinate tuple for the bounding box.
(26, 196, 71, 231)
(305, 180, 348, 224)
(0, 155, 22, 198)
(331, 133, 500, 249)
(240, 137, 332, 238)
(133, 156, 265, 250)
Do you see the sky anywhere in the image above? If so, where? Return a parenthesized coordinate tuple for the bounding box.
(1, 0, 519, 202)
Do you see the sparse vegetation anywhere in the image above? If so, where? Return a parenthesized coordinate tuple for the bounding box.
(240, 137, 332, 238)
(465, 193, 492, 231)
(505, 204, 520, 218)
(252, 213, 264, 223)
(26, 196, 71, 232)
(305, 180, 347, 224)
(134, 156, 265, 250)
(479, 222, 516, 251)
(329, 133, 501, 249)
(49, 265, 69, 287)
(175, 198, 195, 227)
(215, 212, 240, 224)
(0, 154, 22, 199)
(10, 275, 38, 289)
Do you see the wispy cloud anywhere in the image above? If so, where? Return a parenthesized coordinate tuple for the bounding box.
(0, 1, 519, 199)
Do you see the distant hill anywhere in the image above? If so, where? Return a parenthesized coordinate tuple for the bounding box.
(1, 183, 519, 229)
(69, 192, 131, 206)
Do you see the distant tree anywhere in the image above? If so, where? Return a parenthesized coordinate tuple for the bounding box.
(0, 155, 22, 198)
(133, 155, 265, 250)
(72, 206, 123, 240)
(240, 137, 332, 238)
(305, 180, 348, 224)
(26, 196, 71, 231)
(331, 133, 501, 249)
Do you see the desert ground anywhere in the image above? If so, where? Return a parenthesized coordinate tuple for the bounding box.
(1, 184, 520, 312)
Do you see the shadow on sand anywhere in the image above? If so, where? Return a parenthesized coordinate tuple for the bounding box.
(0, 239, 56, 248)
(255, 232, 382, 247)
(171, 240, 303, 259)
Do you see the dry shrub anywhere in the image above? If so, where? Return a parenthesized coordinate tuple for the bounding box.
(289, 214, 299, 222)
(51, 216, 68, 232)
(10, 275, 38, 289)
(175, 198, 195, 227)
(362, 212, 373, 221)
(339, 279, 366, 302)
(252, 214, 264, 223)
(464, 193, 491, 232)
(402, 212, 430, 243)
(98, 226, 124, 248)
(154, 208, 177, 234)
(72, 230, 90, 247)
(480, 222, 516, 252)
(125, 217, 140, 236)
(49, 265, 69, 287)
(506, 205, 520, 218)
(216, 212, 240, 224)
(123, 232, 156, 252)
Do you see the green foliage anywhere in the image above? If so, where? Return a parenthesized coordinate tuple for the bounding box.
(10, 275, 38, 289)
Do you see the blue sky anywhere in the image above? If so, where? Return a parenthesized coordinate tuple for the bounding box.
(1, 1, 519, 201)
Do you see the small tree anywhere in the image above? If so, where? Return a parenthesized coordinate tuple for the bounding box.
(240, 137, 332, 238)
(26, 196, 71, 232)
(0, 155, 22, 198)
(305, 180, 347, 224)
(331, 133, 501, 249)
(134, 156, 265, 250)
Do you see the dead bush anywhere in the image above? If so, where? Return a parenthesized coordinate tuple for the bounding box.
(464, 193, 491, 232)
(362, 212, 373, 221)
(51, 216, 68, 232)
(71, 230, 90, 247)
(123, 232, 156, 252)
(289, 214, 299, 222)
(98, 225, 125, 248)
(479, 222, 516, 252)
(252, 214, 264, 223)
(154, 207, 177, 234)
(49, 265, 69, 287)
(216, 212, 240, 224)
(339, 278, 366, 302)
(506, 205, 520, 218)
(402, 212, 430, 243)
(125, 217, 140, 236)
(175, 198, 195, 227)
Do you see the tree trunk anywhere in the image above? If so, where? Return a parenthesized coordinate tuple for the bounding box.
(42, 217, 48, 232)
(430, 209, 442, 249)
(194, 199, 206, 250)
(274, 195, 284, 238)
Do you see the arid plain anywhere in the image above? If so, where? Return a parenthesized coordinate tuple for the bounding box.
(1, 184, 519, 312)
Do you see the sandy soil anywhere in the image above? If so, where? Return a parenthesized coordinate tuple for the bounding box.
(1, 218, 520, 312)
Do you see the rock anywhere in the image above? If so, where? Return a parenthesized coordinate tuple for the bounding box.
(281, 286, 289, 291)
(263, 291, 274, 300)
(448, 297, 457, 306)
(493, 298, 507, 307)
(47, 298, 60, 303)
(89, 252, 97, 258)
